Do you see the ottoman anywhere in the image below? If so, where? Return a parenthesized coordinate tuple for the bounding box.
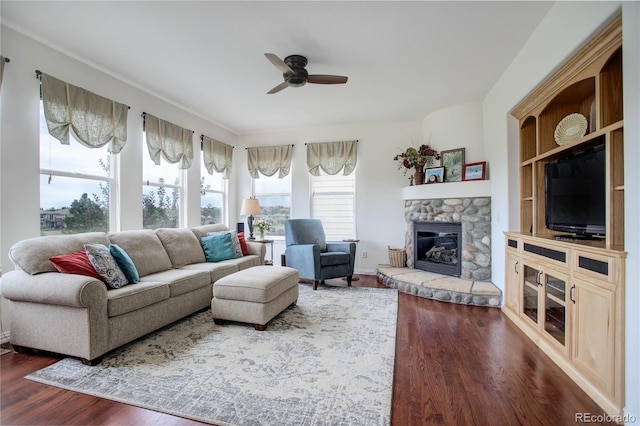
(211, 266, 299, 330)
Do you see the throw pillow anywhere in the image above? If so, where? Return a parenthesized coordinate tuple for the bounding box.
(85, 244, 129, 289)
(49, 250, 103, 281)
(207, 230, 243, 258)
(237, 232, 250, 256)
(200, 233, 237, 262)
(109, 244, 140, 283)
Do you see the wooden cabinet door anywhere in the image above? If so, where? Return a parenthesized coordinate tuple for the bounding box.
(504, 251, 520, 314)
(572, 277, 615, 394)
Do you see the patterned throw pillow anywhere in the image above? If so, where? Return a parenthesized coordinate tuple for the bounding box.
(200, 233, 237, 262)
(109, 244, 140, 283)
(237, 232, 250, 256)
(207, 231, 243, 258)
(85, 244, 129, 289)
(49, 250, 103, 281)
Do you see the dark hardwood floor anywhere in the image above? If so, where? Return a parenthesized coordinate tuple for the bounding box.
(1, 275, 614, 425)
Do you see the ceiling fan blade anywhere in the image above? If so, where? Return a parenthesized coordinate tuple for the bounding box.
(267, 81, 289, 94)
(265, 53, 294, 75)
(307, 75, 348, 84)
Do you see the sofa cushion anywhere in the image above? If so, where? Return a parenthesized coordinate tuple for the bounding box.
(181, 261, 239, 283)
(9, 232, 110, 275)
(84, 244, 129, 289)
(108, 230, 173, 278)
(320, 252, 351, 266)
(190, 224, 230, 240)
(140, 268, 211, 298)
(107, 281, 170, 317)
(200, 234, 237, 263)
(155, 228, 206, 268)
(213, 266, 299, 303)
(49, 250, 103, 281)
(109, 244, 140, 283)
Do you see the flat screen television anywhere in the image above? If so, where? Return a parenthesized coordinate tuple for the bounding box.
(544, 143, 606, 239)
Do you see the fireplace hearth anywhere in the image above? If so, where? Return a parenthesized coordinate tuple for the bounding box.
(414, 222, 461, 276)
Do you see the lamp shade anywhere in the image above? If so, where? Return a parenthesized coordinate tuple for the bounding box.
(240, 198, 261, 216)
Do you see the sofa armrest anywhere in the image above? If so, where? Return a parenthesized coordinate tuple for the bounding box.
(0, 270, 108, 309)
(246, 241, 266, 264)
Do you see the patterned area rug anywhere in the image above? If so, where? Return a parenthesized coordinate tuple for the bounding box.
(26, 285, 398, 426)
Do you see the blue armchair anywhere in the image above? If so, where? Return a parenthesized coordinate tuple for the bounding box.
(284, 219, 356, 290)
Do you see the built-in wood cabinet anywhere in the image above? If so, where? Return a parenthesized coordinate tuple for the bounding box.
(504, 14, 625, 418)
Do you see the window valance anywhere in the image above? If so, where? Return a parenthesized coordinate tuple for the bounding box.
(144, 113, 194, 169)
(41, 73, 128, 153)
(202, 135, 233, 179)
(307, 140, 357, 176)
(247, 145, 293, 179)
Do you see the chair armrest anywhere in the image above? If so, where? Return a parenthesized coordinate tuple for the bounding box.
(284, 244, 321, 280)
(0, 270, 108, 309)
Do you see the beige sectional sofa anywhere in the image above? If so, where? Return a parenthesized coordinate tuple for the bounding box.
(0, 224, 265, 364)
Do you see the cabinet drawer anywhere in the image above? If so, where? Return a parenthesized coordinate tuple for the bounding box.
(573, 250, 619, 284)
(522, 241, 569, 268)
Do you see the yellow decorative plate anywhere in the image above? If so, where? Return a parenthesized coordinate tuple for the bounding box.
(554, 113, 588, 146)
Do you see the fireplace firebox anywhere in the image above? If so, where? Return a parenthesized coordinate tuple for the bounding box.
(413, 221, 462, 277)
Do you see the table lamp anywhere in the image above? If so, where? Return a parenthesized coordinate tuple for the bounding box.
(240, 198, 261, 240)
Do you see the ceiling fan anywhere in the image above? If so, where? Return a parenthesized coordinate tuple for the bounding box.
(264, 53, 348, 94)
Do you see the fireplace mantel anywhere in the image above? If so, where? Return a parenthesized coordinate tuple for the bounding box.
(402, 180, 491, 200)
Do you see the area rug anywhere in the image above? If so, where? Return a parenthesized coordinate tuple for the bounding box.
(26, 285, 398, 426)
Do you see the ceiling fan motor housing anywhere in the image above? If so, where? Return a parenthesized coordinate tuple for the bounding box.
(284, 55, 309, 87)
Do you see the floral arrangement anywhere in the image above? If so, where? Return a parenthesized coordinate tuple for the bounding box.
(393, 144, 441, 174)
(253, 220, 272, 235)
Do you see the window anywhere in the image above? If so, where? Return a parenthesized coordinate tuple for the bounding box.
(253, 173, 291, 237)
(201, 170, 226, 225)
(39, 104, 113, 235)
(311, 171, 356, 240)
(142, 136, 182, 229)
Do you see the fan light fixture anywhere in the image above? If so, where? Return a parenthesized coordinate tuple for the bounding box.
(240, 198, 261, 240)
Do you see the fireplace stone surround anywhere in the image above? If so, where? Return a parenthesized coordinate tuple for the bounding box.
(405, 197, 491, 281)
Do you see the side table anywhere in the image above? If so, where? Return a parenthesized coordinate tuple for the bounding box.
(255, 239, 274, 265)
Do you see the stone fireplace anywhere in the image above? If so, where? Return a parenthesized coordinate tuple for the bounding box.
(405, 196, 491, 280)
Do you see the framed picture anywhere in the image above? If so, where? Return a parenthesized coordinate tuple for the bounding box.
(441, 148, 465, 182)
(463, 161, 487, 181)
(425, 166, 444, 184)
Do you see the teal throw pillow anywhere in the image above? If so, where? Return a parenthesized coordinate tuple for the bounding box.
(109, 243, 140, 283)
(200, 233, 237, 262)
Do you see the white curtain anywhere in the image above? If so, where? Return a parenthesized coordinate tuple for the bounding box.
(247, 145, 293, 178)
(41, 73, 128, 153)
(144, 113, 194, 169)
(202, 135, 233, 179)
(307, 140, 357, 176)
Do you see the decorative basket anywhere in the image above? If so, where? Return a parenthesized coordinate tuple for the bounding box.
(388, 246, 407, 268)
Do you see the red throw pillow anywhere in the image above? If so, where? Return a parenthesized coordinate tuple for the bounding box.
(49, 250, 103, 281)
(237, 232, 250, 256)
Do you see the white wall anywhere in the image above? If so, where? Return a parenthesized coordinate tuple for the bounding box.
(423, 101, 485, 166)
(238, 120, 424, 273)
(0, 26, 238, 335)
(622, 2, 640, 422)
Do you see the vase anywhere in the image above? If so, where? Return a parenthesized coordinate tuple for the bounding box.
(414, 168, 425, 185)
(259, 230, 265, 241)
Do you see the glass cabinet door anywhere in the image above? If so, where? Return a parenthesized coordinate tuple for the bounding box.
(543, 272, 567, 346)
(522, 265, 540, 324)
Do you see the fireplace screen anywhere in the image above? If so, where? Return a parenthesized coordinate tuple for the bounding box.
(414, 222, 462, 277)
